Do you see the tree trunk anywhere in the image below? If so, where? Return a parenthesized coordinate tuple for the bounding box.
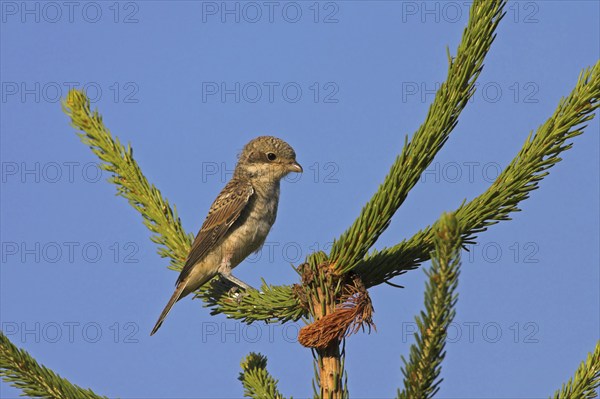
(318, 340, 342, 399)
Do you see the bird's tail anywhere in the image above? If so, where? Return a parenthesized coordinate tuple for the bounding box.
(150, 282, 186, 336)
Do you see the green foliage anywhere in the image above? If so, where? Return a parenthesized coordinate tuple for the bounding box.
(397, 213, 461, 399)
(0, 332, 108, 399)
(356, 60, 600, 288)
(238, 352, 286, 399)
(197, 279, 305, 323)
(0, 1, 596, 397)
(551, 340, 600, 399)
(62, 90, 192, 273)
(329, 0, 506, 274)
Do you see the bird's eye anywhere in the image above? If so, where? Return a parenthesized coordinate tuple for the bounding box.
(266, 152, 277, 161)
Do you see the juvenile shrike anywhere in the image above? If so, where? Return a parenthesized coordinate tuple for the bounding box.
(151, 136, 302, 335)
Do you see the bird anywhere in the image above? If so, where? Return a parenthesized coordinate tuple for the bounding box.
(150, 136, 302, 335)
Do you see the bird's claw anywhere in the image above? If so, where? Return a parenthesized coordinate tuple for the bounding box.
(227, 286, 247, 304)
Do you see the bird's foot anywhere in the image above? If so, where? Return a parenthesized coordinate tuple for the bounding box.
(219, 271, 256, 292)
(227, 286, 247, 304)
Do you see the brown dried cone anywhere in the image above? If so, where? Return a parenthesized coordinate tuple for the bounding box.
(298, 275, 376, 349)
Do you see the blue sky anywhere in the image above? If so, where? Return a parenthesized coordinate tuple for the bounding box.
(1, 1, 598, 398)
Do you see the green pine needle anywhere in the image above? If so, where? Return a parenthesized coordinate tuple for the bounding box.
(330, 0, 506, 273)
(0, 332, 108, 399)
(239, 352, 287, 399)
(357, 60, 600, 288)
(397, 212, 462, 399)
(551, 340, 600, 399)
(62, 89, 191, 272)
(197, 279, 305, 323)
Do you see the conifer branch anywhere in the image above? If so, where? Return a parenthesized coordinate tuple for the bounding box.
(0, 332, 108, 399)
(357, 60, 600, 287)
(551, 340, 600, 399)
(61, 90, 305, 323)
(198, 279, 305, 323)
(329, 0, 506, 273)
(55, 11, 599, 399)
(397, 213, 461, 399)
(238, 352, 287, 399)
(62, 90, 191, 272)
(308, 346, 348, 399)
(310, 347, 350, 399)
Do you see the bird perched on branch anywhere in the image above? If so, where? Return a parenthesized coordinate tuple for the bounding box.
(151, 136, 302, 335)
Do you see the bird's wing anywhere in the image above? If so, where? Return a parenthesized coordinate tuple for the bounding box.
(176, 179, 254, 285)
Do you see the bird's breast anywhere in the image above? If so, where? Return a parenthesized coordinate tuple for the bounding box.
(224, 182, 280, 266)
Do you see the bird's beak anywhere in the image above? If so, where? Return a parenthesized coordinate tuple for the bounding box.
(289, 161, 303, 173)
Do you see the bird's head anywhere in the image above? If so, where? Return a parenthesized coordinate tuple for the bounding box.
(235, 136, 303, 181)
